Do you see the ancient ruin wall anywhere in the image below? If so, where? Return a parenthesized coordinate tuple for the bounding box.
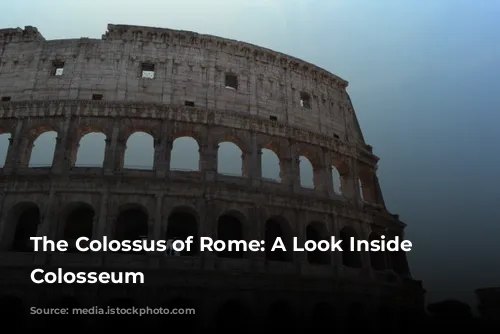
(0, 25, 425, 328)
(0, 24, 366, 143)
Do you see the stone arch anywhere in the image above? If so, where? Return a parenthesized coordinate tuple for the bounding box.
(266, 300, 295, 329)
(40, 296, 83, 330)
(310, 301, 335, 330)
(331, 165, 342, 194)
(0, 132, 11, 167)
(339, 226, 362, 268)
(369, 232, 387, 270)
(359, 167, 377, 203)
(165, 206, 199, 256)
(114, 204, 149, 248)
(59, 202, 95, 251)
(296, 144, 322, 189)
(305, 221, 330, 265)
(158, 297, 197, 329)
(6, 202, 41, 251)
(261, 147, 281, 182)
(216, 210, 247, 258)
(358, 178, 364, 201)
(123, 131, 155, 170)
(74, 131, 107, 167)
(28, 130, 58, 167)
(299, 155, 314, 188)
(264, 216, 293, 262)
(214, 299, 248, 332)
(331, 155, 350, 194)
(0, 295, 26, 328)
(170, 136, 200, 171)
(98, 298, 142, 329)
(217, 140, 244, 176)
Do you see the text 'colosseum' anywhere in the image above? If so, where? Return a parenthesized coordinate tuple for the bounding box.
(0, 24, 425, 331)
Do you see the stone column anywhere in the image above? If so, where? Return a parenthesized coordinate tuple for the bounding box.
(103, 120, 120, 174)
(154, 120, 170, 178)
(93, 191, 109, 240)
(2, 118, 24, 174)
(324, 152, 335, 197)
(200, 131, 218, 182)
(248, 131, 261, 188)
(51, 115, 72, 174)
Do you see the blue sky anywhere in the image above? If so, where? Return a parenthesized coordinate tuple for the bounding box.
(2, 0, 500, 307)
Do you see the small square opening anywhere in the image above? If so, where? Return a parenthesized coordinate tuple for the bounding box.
(269, 115, 278, 121)
(184, 100, 195, 107)
(141, 63, 155, 79)
(225, 73, 238, 90)
(334, 134, 340, 139)
(92, 94, 103, 101)
(1, 96, 11, 102)
(52, 61, 65, 76)
(300, 92, 311, 109)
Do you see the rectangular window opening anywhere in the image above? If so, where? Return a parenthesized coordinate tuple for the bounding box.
(141, 63, 155, 79)
(184, 100, 195, 107)
(269, 115, 278, 121)
(300, 92, 311, 109)
(225, 73, 238, 90)
(52, 61, 65, 76)
(1, 96, 11, 102)
(92, 94, 103, 101)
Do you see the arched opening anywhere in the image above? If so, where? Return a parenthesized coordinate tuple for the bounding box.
(358, 178, 364, 201)
(305, 222, 330, 265)
(214, 300, 247, 332)
(0, 295, 25, 327)
(0, 133, 11, 167)
(114, 206, 148, 252)
(170, 136, 200, 171)
(75, 132, 106, 167)
(165, 208, 198, 256)
(41, 296, 83, 331)
(261, 148, 281, 182)
(310, 302, 335, 330)
(123, 131, 154, 170)
(11, 204, 40, 252)
(266, 301, 295, 329)
(331, 166, 342, 194)
(158, 298, 197, 329)
(217, 213, 244, 258)
(264, 217, 292, 262)
(369, 232, 387, 270)
(299, 155, 314, 188)
(217, 141, 243, 176)
(62, 203, 95, 252)
(29, 131, 57, 167)
(339, 227, 362, 268)
(99, 298, 142, 329)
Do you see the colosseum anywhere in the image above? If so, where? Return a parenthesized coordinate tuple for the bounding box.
(0, 24, 424, 331)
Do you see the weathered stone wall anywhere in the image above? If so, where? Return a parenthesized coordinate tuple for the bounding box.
(0, 24, 364, 143)
(0, 24, 424, 331)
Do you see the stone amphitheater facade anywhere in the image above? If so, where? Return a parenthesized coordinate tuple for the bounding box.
(0, 25, 424, 330)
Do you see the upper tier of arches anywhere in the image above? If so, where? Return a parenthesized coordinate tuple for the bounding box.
(0, 108, 382, 205)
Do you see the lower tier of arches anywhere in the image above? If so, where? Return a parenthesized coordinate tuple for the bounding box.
(0, 266, 425, 332)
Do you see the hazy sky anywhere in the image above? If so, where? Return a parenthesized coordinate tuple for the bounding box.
(2, 0, 500, 307)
